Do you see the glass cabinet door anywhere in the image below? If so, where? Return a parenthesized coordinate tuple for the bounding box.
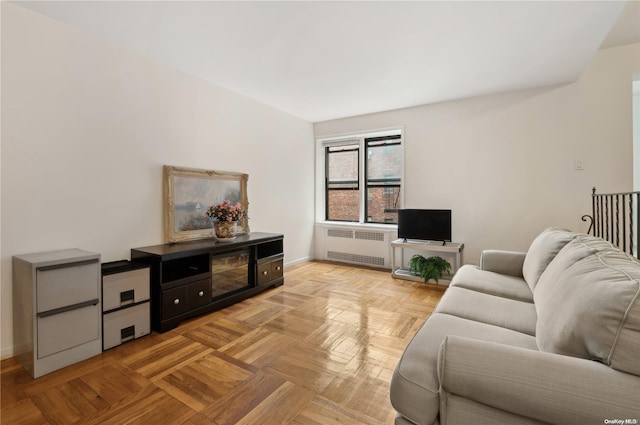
(210, 248, 251, 299)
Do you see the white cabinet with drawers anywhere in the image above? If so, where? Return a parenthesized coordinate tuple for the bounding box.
(101, 261, 150, 350)
(13, 249, 102, 378)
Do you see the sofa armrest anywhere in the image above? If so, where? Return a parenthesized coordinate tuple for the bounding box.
(438, 336, 640, 425)
(479, 250, 526, 277)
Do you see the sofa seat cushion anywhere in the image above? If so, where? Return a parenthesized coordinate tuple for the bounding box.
(535, 244, 640, 376)
(390, 313, 538, 425)
(434, 287, 537, 335)
(522, 227, 576, 291)
(450, 264, 533, 303)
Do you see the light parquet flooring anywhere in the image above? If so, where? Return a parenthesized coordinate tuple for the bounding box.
(1, 261, 445, 425)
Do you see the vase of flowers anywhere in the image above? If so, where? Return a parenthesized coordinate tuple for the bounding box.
(213, 221, 235, 239)
(206, 200, 245, 240)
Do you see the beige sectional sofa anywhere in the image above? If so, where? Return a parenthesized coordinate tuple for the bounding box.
(390, 228, 640, 425)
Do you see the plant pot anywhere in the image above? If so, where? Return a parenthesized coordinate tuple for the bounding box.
(214, 221, 236, 239)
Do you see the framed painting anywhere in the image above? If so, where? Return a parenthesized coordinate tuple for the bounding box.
(163, 165, 249, 243)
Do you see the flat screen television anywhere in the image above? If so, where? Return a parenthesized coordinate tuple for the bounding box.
(398, 209, 452, 242)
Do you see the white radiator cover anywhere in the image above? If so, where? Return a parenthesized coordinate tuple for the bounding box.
(314, 224, 396, 268)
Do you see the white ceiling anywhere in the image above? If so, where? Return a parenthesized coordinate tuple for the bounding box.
(12, 1, 640, 123)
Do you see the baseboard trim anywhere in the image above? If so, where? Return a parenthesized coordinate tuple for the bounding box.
(1, 345, 15, 360)
(285, 256, 311, 267)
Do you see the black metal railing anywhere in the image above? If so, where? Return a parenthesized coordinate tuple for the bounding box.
(582, 187, 639, 259)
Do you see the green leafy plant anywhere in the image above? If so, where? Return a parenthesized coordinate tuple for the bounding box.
(408, 255, 451, 283)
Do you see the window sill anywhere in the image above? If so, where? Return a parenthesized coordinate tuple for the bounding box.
(315, 221, 398, 231)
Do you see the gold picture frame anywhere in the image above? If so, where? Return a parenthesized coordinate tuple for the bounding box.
(163, 165, 249, 243)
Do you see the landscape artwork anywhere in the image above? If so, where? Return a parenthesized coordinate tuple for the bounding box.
(173, 176, 240, 232)
(163, 166, 249, 243)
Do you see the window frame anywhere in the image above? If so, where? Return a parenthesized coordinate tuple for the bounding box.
(316, 128, 404, 226)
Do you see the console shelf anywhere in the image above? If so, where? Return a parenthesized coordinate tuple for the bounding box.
(391, 239, 464, 285)
(131, 232, 283, 332)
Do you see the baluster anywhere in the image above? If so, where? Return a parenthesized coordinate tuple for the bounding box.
(611, 195, 615, 243)
(591, 188, 596, 235)
(612, 195, 616, 246)
(615, 195, 620, 248)
(597, 195, 602, 237)
(622, 194, 627, 253)
(636, 192, 640, 259)
(605, 196, 609, 241)
(600, 195, 605, 238)
(628, 193, 633, 254)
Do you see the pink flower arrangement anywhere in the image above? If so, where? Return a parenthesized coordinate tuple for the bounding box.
(206, 200, 245, 222)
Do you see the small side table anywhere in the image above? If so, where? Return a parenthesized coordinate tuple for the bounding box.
(391, 239, 464, 285)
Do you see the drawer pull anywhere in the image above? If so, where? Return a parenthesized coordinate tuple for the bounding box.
(173, 298, 180, 305)
(121, 325, 135, 342)
(275, 266, 281, 271)
(38, 298, 99, 318)
(262, 271, 268, 276)
(36, 258, 99, 272)
(120, 289, 134, 305)
(198, 291, 204, 297)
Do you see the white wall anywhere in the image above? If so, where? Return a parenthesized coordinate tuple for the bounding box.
(1, 4, 315, 358)
(315, 42, 640, 265)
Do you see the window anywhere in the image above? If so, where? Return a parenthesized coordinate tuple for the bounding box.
(365, 135, 402, 223)
(326, 143, 360, 221)
(320, 130, 403, 224)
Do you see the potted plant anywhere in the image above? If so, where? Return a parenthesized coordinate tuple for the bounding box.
(408, 254, 451, 283)
(206, 200, 245, 239)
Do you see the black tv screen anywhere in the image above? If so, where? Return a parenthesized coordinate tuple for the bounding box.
(398, 209, 452, 242)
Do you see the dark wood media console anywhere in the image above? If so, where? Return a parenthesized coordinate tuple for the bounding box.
(131, 232, 284, 332)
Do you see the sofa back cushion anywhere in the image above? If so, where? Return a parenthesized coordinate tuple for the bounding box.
(533, 235, 616, 288)
(522, 228, 576, 291)
(535, 245, 640, 376)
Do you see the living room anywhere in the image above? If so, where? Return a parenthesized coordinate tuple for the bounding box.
(2, 1, 640, 423)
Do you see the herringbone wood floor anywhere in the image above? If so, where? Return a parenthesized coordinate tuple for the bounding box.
(1, 261, 445, 425)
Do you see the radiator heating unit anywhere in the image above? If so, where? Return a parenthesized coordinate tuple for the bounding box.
(315, 225, 395, 268)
